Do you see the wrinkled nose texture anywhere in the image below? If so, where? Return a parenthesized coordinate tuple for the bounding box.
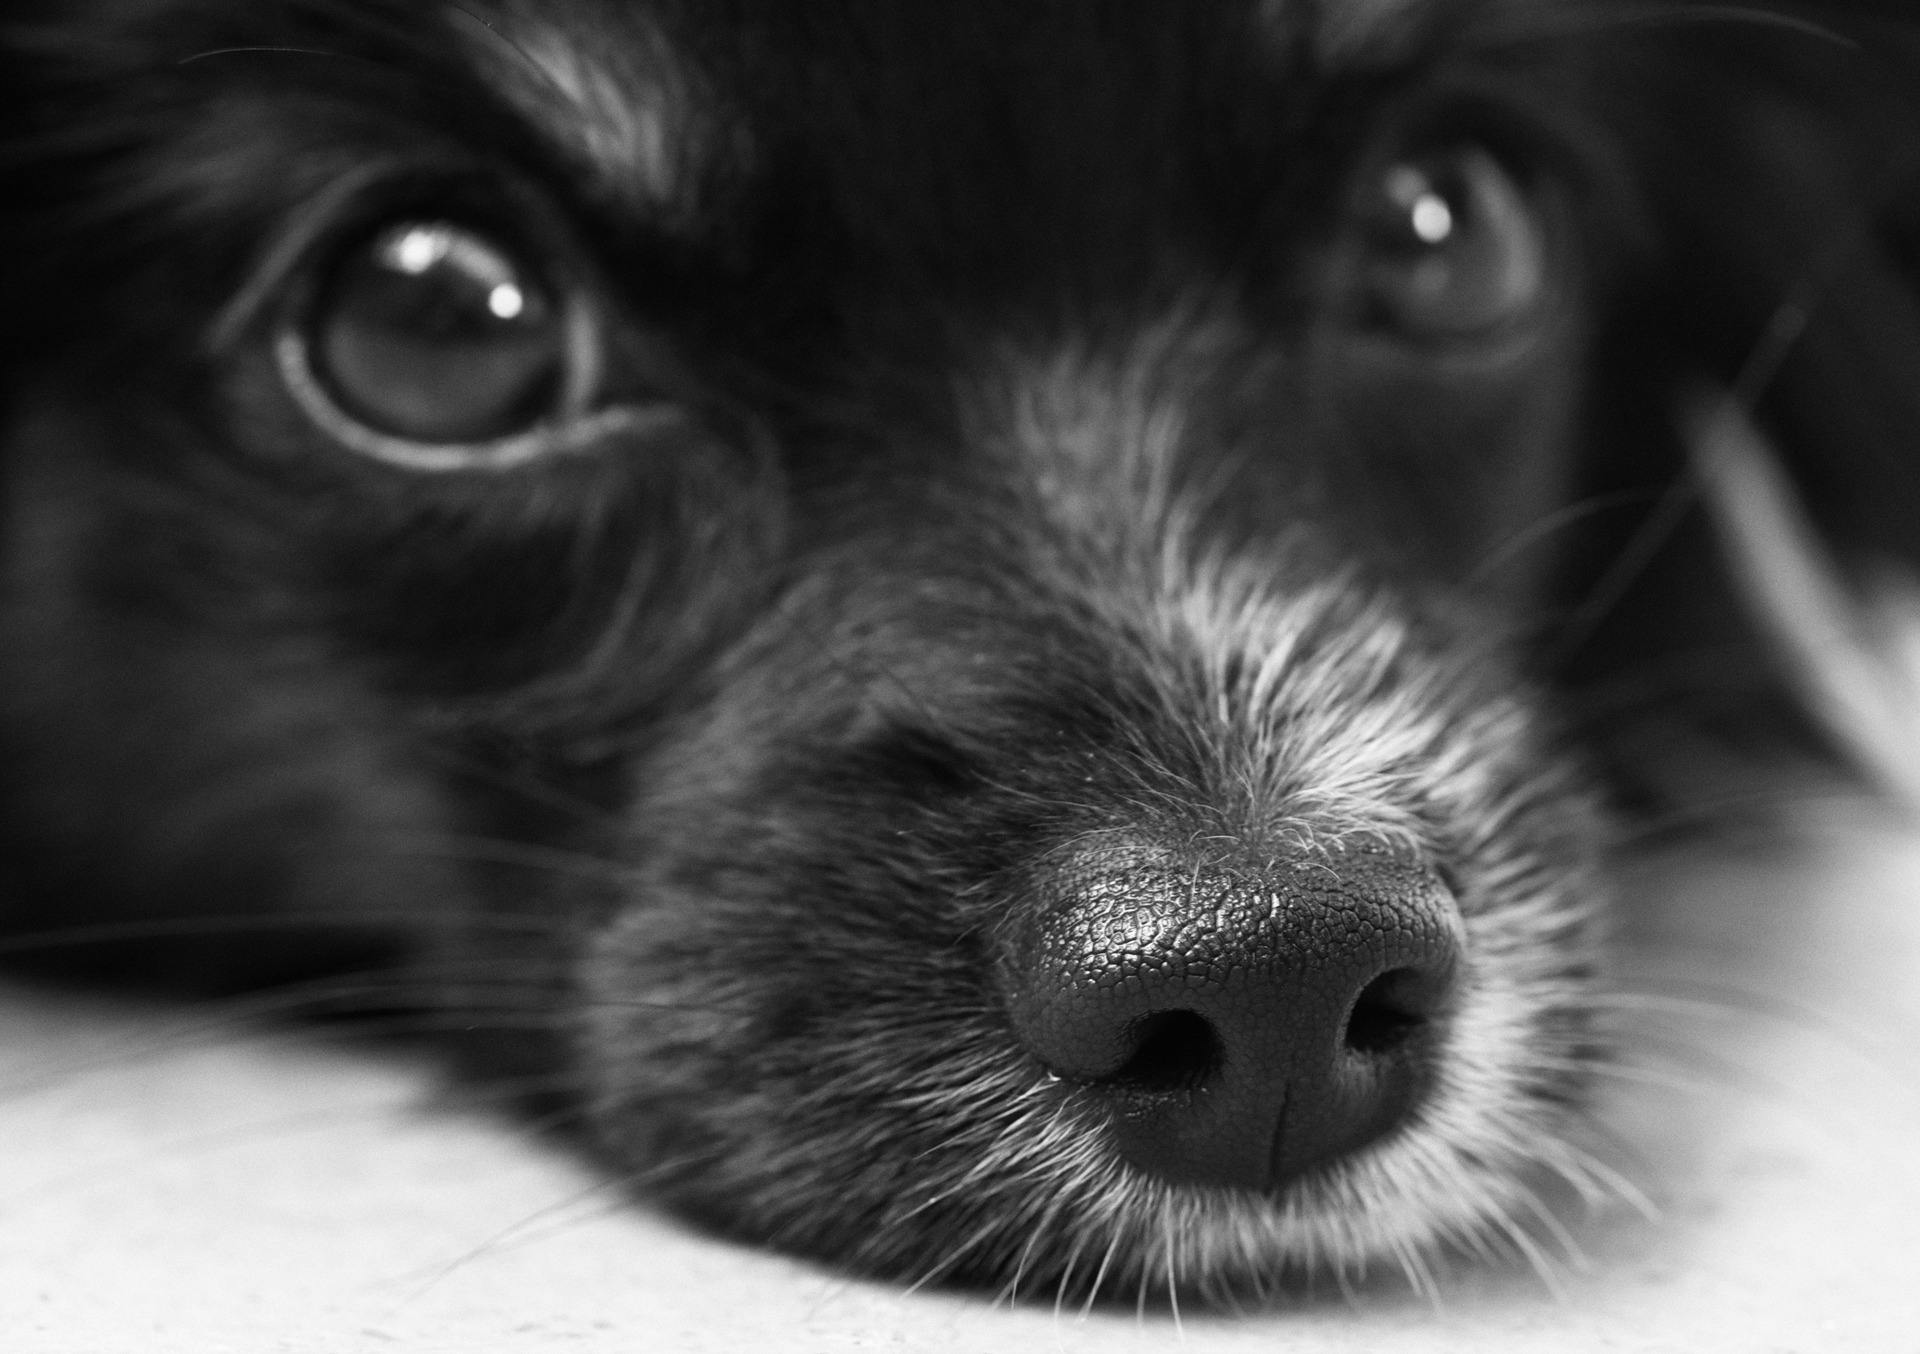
(1001, 839, 1464, 1192)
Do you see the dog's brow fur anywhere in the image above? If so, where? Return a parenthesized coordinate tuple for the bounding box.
(1262, 0, 1428, 61)
(1320, 0, 1422, 56)
(455, 3, 713, 220)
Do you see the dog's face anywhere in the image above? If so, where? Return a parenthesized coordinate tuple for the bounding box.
(5, 0, 1918, 1306)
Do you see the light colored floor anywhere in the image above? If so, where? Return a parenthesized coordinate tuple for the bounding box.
(4, 794, 1919, 1353)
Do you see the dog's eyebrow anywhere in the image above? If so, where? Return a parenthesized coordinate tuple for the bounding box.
(1297, 0, 1427, 62)
(448, 6, 716, 221)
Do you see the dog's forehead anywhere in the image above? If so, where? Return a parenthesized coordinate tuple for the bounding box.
(460, 0, 1443, 239)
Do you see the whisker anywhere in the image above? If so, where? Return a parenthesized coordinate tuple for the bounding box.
(1549, 475, 1704, 670)
(1080, 1228, 1125, 1319)
(1467, 489, 1661, 590)
(177, 45, 348, 65)
(1490, 1201, 1571, 1304)
(1162, 1211, 1182, 1334)
(0, 907, 555, 962)
(1472, 0, 1859, 50)
(1544, 1136, 1661, 1224)
(386, 1149, 709, 1305)
(412, 742, 627, 831)
(378, 831, 641, 884)
(1388, 1230, 1440, 1310)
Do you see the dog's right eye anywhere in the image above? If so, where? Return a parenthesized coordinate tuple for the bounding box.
(277, 217, 623, 471)
(1356, 147, 1548, 347)
(314, 221, 568, 443)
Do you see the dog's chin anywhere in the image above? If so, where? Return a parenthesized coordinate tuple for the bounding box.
(573, 543, 1610, 1300)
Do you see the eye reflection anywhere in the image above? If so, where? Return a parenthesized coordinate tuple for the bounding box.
(1362, 147, 1547, 344)
(309, 219, 570, 445)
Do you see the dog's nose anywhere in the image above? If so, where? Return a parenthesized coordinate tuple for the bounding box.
(1001, 839, 1462, 1192)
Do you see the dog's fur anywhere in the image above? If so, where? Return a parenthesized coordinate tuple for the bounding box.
(4, 0, 1920, 1308)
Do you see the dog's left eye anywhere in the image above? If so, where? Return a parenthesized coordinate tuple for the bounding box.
(276, 217, 619, 470)
(1359, 147, 1547, 343)
(313, 221, 569, 444)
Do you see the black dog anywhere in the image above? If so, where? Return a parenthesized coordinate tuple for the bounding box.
(4, 0, 1919, 1307)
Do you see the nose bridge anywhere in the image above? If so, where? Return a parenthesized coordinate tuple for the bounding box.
(966, 305, 1268, 565)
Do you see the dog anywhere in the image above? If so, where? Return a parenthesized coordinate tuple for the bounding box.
(4, 0, 1919, 1309)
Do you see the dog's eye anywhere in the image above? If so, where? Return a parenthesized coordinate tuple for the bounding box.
(1360, 148, 1546, 342)
(309, 221, 579, 444)
(271, 216, 645, 470)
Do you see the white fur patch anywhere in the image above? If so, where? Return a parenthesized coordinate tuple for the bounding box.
(450, 3, 718, 220)
(972, 303, 1249, 556)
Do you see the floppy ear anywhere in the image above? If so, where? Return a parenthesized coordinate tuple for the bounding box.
(1629, 4, 1920, 792)
(1536, 3, 1920, 774)
(1625, 4, 1920, 569)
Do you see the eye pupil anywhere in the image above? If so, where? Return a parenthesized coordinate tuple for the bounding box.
(311, 220, 569, 444)
(1362, 147, 1545, 343)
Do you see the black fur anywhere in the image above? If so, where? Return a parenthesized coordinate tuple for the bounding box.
(3, 0, 1918, 1306)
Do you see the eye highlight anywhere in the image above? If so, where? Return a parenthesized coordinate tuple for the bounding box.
(1358, 146, 1548, 344)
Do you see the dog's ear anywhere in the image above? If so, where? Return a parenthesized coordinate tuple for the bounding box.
(1530, 4, 1920, 778)
(1615, 5, 1920, 571)
(1617, 4, 1920, 793)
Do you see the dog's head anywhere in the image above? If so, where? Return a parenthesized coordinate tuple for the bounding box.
(5, 0, 1919, 1304)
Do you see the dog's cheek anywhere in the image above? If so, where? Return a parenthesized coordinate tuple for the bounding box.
(0, 401, 472, 986)
(565, 571, 1081, 1261)
(573, 790, 1019, 1259)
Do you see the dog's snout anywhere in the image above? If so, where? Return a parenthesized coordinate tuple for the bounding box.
(1003, 840, 1462, 1193)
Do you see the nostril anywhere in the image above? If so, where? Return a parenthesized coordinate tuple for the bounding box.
(1109, 1009, 1220, 1093)
(1344, 966, 1443, 1055)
